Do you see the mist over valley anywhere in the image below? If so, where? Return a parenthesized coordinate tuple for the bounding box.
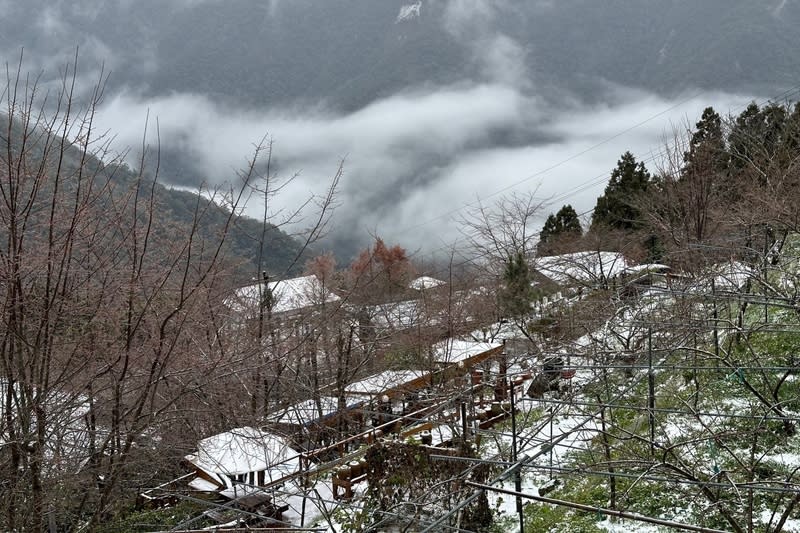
(4, 0, 798, 260)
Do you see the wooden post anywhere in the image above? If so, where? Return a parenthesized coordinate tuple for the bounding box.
(300, 458, 307, 526)
(461, 401, 468, 444)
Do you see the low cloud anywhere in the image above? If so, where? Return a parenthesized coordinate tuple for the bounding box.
(441, 0, 531, 88)
(95, 83, 754, 262)
(95, 82, 538, 255)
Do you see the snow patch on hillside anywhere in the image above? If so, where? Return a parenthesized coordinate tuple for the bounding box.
(396, 1, 422, 23)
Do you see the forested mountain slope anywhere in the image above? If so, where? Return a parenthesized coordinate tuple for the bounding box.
(0, 113, 304, 280)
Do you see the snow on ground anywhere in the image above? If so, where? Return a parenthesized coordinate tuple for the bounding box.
(760, 451, 800, 467)
(761, 510, 800, 532)
(279, 476, 351, 530)
(472, 387, 601, 530)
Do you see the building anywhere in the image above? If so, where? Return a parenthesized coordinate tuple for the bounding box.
(268, 396, 365, 450)
(185, 427, 300, 500)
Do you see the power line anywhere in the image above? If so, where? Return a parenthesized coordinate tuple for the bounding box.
(519, 396, 800, 423)
(465, 481, 732, 533)
(172, 232, 800, 530)
(398, 82, 800, 264)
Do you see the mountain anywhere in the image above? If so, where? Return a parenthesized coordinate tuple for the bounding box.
(0, 113, 305, 281)
(154, 185, 306, 280)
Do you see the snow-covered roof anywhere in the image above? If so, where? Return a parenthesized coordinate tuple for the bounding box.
(186, 427, 299, 478)
(712, 260, 753, 290)
(471, 321, 528, 343)
(230, 274, 340, 315)
(622, 263, 671, 275)
(345, 370, 429, 396)
(268, 396, 364, 427)
(534, 251, 629, 285)
(409, 276, 445, 290)
(431, 338, 502, 365)
(368, 299, 423, 330)
(188, 476, 220, 492)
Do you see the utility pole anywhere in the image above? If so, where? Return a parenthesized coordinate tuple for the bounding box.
(764, 225, 770, 324)
(510, 384, 524, 532)
(648, 327, 655, 456)
(712, 279, 719, 370)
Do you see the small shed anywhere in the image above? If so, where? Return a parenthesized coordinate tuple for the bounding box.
(345, 370, 432, 427)
(345, 370, 431, 399)
(185, 427, 300, 499)
(268, 396, 365, 449)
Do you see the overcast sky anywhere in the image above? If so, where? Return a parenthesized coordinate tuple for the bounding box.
(4, 0, 768, 261)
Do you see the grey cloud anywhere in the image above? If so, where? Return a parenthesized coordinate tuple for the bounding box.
(441, 0, 505, 35)
(94, 82, 755, 260)
(440, 0, 531, 88)
(95, 82, 534, 215)
(478, 35, 531, 88)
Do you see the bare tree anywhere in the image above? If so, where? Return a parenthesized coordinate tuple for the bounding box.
(0, 54, 341, 531)
(460, 190, 548, 273)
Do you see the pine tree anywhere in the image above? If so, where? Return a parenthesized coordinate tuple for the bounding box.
(591, 151, 651, 231)
(499, 251, 535, 318)
(683, 106, 728, 178)
(729, 102, 793, 182)
(539, 204, 582, 254)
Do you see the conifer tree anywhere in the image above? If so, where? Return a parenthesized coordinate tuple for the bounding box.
(499, 251, 535, 318)
(591, 151, 651, 231)
(538, 204, 582, 254)
(683, 106, 728, 178)
(728, 102, 795, 183)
